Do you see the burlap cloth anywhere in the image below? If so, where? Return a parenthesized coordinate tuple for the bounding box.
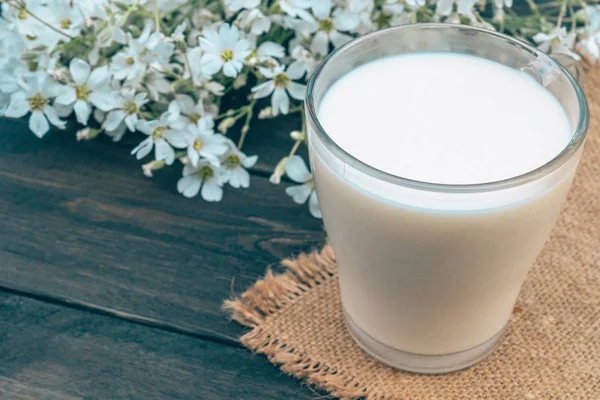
(224, 70, 600, 400)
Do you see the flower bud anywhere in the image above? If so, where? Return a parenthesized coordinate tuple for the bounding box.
(258, 107, 273, 119)
(270, 157, 288, 184)
(234, 73, 247, 89)
(142, 159, 165, 178)
(218, 117, 236, 134)
(76, 128, 101, 141)
(290, 130, 304, 141)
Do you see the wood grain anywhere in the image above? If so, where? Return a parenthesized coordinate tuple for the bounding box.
(0, 117, 325, 342)
(0, 291, 319, 399)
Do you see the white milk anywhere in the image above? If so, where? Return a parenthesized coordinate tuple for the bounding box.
(310, 53, 580, 355)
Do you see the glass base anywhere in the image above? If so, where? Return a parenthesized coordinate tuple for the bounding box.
(343, 309, 507, 374)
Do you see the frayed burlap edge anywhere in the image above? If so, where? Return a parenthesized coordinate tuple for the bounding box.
(223, 246, 376, 400)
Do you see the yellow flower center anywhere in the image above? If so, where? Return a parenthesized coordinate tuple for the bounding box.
(189, 113, 201, 124)
(220, 49, 234, 62)
(193, 138, 203, 151)
(27, 93, 48, 112)
(224, 154, 241, 169)
(200, 166, 214, 178)
(60, 18, 71, 29)
(126, 57, 135, 66)
(273, 73, 290, 89)
(18, 9, 27, 20)
(75, 85, 91, 101)
(152, 126, 166, 139)
(318, 18, 334, 33)
(124, 101, 138, 115)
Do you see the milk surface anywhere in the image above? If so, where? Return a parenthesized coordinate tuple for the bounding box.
(318, 53, 572, 184)
(309, 53, 581, 356)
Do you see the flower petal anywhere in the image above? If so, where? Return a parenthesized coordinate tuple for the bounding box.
(285, 183, 312, 204)
(287, 82, 306, 101)
(201, 54, 223, 75)
(44, 105, 66, 129)
(164, 130, 188, 148)
(74, 100, 92, 125)
(285, 155, 312, 183)
(87, 66, 111, 89)
(3, 97, 29, 118)
(312, 0, 332, 20)
(70, 58, 91, 85)
(286, 61, 305, 80)
(308, 191, 322, 218)
(242, 154, 258, 168)
(55, 87, 77, 105)
(329, 30, 352, 48)
(228, 168, 250, 188)
(251, 80, 275, 99)
(29, 111, 50, 138)
(131, 137, 154, 159)
(178, 175, 202, 198)
(155, 138, 175, 165)
(311, 31, 329, 56)
(258, 41, 285, 58)
(104, 110, 126, 132)
(89, 91, 120, 112)
(272, 87, 289, 115)
(201, 180, 224, 202)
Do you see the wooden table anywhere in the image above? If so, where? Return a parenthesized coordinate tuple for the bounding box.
(0, 115, 326, 399)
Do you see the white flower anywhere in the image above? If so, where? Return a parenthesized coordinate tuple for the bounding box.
(144, 71, 171, 100)
(112, 23, 174, 83)
(48, 1, 85, 38)
(54, 58, 115, 124)
(75, 0, 109, 19)
(111, 37, 147, 83)
(251, 63, 306, 115)
(175, 94, 218, 124)
(3, 71, 66, 138)
(289, 45, 317, 75)
(131, 105, 187, 165)
(279, 0, 315, 23)
(285, 155, 321, 218)
(246, 35, 285, 66)
(237, 9, 272, 35)
(184, 116, 229, 167)
(221, 145, 258, 188)
(436, 0, 480, 18)
(200, 23, 251, 78)
(309, 1, 354, 56)
(171, 22, 188, 42)
(103, 89, 148, 133)
(225, 0, 261, 12)
(533, 27, 578, 58)
(177, 162, 228, 201)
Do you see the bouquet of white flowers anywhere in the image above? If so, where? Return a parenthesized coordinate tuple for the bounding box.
(0, 0, 598, 218)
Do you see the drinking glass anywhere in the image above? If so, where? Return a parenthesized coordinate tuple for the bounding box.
(305, 24, 588, 374)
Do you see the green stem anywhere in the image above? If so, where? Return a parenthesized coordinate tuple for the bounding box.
(526, 0, 540, 16)
(238, 99, 256, 149)
(154, 0, 161, 32)
(556, 0, 569, 28)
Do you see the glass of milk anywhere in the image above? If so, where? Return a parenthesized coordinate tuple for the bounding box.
(305, 24, 588, 374)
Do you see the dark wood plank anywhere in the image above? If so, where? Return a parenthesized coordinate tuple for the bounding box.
(0, 291, 317, 400)
(0, 376, 78, 400)
(0, 118, 325, 341)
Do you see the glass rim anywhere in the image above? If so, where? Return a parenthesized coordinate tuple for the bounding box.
(305, 23, 590, 193)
